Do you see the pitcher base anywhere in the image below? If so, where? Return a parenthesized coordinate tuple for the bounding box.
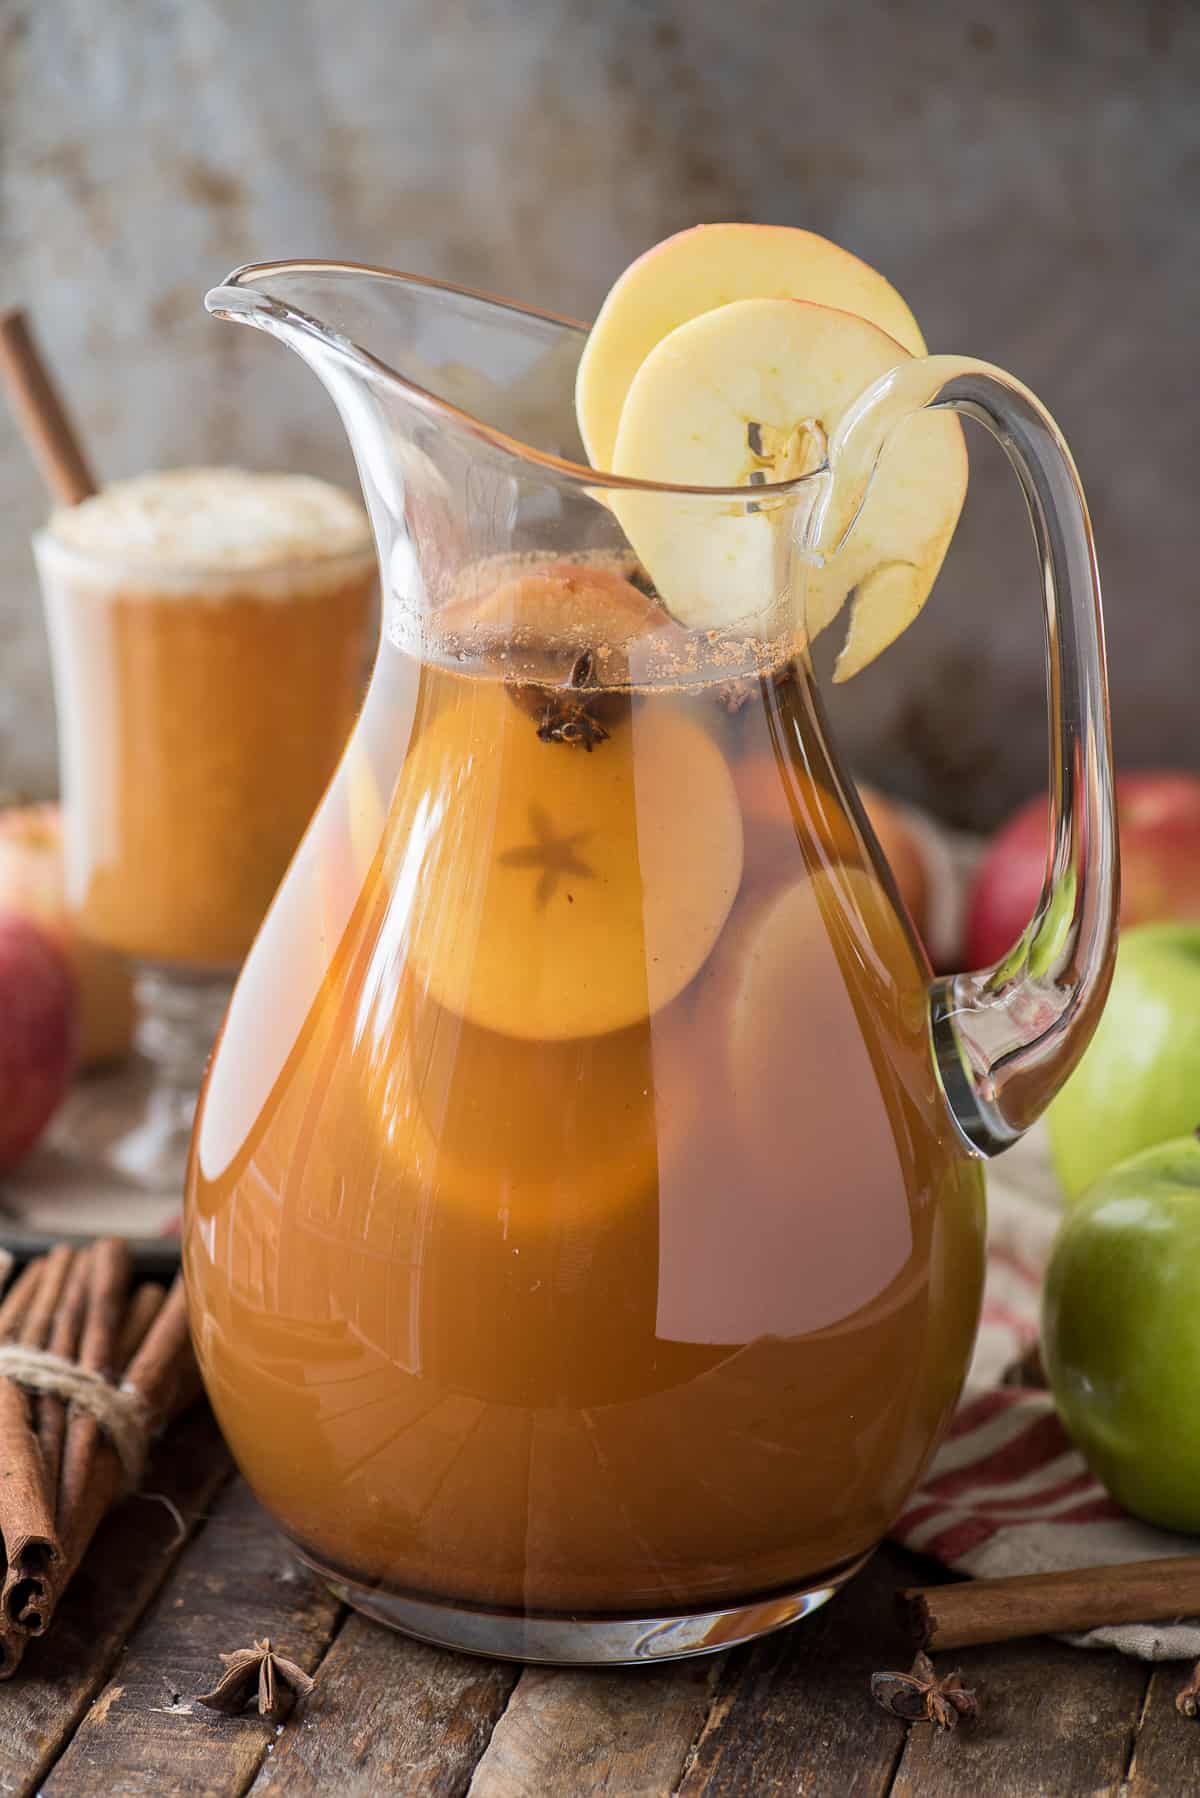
(293, 1546, 871, 1665)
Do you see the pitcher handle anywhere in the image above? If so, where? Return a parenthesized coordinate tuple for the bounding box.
(818, 355, 1119, 1154)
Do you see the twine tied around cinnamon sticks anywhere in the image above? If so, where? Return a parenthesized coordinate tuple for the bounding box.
(0, 1345, 152, 1491)
(0, 1240, 200, 1679)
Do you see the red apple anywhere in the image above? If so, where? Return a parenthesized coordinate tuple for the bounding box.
(966, 771, 1200, 969)
(0, 805, 135, 1067)
(0, 913, 78, 1172)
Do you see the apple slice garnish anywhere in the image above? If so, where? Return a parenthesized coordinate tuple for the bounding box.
(609, 297, 966, 674)
(576, 223, 929, 471)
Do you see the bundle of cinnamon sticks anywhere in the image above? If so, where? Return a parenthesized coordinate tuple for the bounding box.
(0, 1239, 200, 1677)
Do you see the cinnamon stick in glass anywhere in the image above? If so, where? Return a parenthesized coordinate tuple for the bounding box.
(0, 308, 96, 506)
(902, 1558, 1200, 1651)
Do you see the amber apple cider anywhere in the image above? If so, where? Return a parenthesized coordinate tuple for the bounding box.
(185, 555, 985, 1620)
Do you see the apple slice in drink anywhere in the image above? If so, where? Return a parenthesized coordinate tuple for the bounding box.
(697, 869, 924, 1170)
(576, 223, 929, 471)
(394, 681, 744, 1041)
(661, 867, 922, 1340)
(610, 297, 966, 677)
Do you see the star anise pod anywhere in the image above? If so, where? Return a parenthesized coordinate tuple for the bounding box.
(197, 1637, 315, 1723)
(1176, 1660, 1200, 1718)
(511, 650, 619, 751)
(871, 1651, 978, 1731)
(535, 699, 610, 750)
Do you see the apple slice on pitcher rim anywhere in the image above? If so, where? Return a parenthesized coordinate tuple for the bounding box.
(608, 297, 967, 678)
(575, 222, 930, 471)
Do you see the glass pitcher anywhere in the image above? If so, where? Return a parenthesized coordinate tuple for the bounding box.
(184, 261, 1117, 1664)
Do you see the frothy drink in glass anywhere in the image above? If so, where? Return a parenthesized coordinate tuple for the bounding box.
(35, 467, 376, 1186)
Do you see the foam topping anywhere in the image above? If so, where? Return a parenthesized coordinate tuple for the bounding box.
(47, 468, 371, 570)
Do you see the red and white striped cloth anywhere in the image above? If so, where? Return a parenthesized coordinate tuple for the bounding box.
(890, 1129, 1200, 1659)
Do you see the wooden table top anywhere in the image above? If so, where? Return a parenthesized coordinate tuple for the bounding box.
(0, 1405, 1193, 1797)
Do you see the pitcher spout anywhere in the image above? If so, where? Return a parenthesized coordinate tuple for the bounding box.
(204, 262, 618, 619)
(204, 260, 595, 475)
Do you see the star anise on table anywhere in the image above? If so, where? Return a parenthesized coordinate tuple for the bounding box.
(871, 1651, 978, 1731)
(197, 1638, 315, 1723)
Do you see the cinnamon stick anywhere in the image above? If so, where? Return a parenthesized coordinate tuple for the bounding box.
(123, 1276, 200, 1422)
(0, 1261, 43, 1336)
(0, 1258, 48, 1675)
(18, 1245, 76, 1353)
(0, 309, 96, 506)
(60, 1275, 198, 1581)
(902, 1558, 1200, 1651)
(114, 1282, 166, 1372)
(3, 1245, 78, 1633)
(36, 1250, 92, 1499)
(56, 1240, 131, 1551)
(0, 1254, 198, 1680)
(0, 1259, 61, 1642)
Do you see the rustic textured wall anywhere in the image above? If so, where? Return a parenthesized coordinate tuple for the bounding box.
(1, 0, 1197, 824)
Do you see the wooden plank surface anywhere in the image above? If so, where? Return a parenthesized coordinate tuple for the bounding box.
(1125, 1663, 1200, 1796)
(1, 1433, 1193, 1798)
(249, 1613, 518, 1798)
(0, 1405, 232, 1797)
(40, 1479, 341, 1798)
(674, 1546, 917, 1798)
(467, 1659, 717, 1797)
(889, 1634, 1147, 1798)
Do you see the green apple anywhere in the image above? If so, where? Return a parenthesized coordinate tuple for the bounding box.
(1047, 922, 1200, 1201)
(1042, 1135, 1200, 1533)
